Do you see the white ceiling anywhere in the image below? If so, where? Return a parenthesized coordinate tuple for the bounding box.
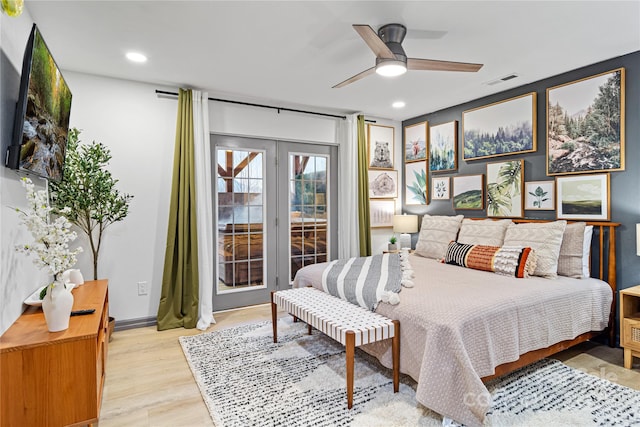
(26, 1, 640, 121)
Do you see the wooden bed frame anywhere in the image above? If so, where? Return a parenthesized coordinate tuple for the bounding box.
(481, 219, 620, 382)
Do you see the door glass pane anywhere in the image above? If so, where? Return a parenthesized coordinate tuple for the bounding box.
(289, 154, 329, 282)
(217, 148, 266, 293)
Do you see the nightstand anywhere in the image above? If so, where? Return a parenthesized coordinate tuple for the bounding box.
(620, 285, 640, 369)
(383, 249, 414, 254)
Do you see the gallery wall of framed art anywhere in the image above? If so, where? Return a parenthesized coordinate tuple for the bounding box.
(399, 50, 640, 296)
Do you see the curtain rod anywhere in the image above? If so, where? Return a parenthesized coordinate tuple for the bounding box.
(155, 90, 376, 123)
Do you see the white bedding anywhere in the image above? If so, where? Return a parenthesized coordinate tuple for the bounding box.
(293, 254, 613, 426)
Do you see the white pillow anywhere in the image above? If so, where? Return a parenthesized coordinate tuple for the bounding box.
(583, 225, 593, 278)
(457, 218, 512, 246)
(414, 214, 464, 260)
(503, 220, 567, 278)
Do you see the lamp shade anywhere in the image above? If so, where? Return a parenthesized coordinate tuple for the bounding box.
(393, 214, 418, 233)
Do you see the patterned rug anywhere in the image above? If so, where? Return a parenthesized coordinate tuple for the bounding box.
(179, 318, 640, 427)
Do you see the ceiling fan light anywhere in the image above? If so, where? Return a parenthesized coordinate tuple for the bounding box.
(376, 60, 407, 77)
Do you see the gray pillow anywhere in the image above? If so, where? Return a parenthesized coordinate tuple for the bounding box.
(557, 222, 592, 279)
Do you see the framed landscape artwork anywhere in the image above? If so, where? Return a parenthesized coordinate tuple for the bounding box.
(429, 121, 457, 172)
(486, 159, 523, 218)
(547, 68, 625, 175)
(556, 173, 610, 221)
(525, 181, 555, 210)
(404, 121, 427, 163)
(368, 124, 394, 170)
(368, 170, 398, 199)
(431, 176, 450, 200)
(369, 199, 395, 228)
(463, 92, 536, 160)
(453, 174, 484, 210)
(405, 161, 427, 205)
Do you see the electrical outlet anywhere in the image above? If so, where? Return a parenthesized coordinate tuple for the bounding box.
(137, 281, 149, 296)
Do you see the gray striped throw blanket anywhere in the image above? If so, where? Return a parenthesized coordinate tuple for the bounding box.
(321, 252, 414, 311)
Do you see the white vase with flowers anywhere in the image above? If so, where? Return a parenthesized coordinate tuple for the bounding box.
(15, 177, 82, 332)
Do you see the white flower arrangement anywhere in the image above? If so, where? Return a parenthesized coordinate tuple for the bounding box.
(14, 177, 82, 288)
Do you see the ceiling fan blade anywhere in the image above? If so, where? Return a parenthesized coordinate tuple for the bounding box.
(352, 25, 395, 59)
(332, 67, 375, 88)
(407, 58, 483, 72)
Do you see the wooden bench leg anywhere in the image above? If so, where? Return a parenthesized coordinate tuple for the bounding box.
(346, 331, 355, 409)
(392, 320, 400, 393)
(308, 323, 312, 335)
(271, 291, 278, 343)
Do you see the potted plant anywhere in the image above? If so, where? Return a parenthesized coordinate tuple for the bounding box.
(388, 235, 398, 252)
(49, 128, 133, 281)
(49, 128, 133, 340)
(15, 177, 83, 331)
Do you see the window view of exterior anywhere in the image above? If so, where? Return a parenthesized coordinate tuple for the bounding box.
(216, 149, 265, 293)
(289, 154, 328, 282)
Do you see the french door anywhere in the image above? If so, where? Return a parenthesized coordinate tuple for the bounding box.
(212, 135, 337, 311)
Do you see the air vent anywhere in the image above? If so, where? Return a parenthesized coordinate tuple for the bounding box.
(484, 73, 519, 86)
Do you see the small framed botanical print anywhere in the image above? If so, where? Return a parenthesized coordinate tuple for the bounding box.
(431, 176, 450, 200)
(525, 181, 555, 210)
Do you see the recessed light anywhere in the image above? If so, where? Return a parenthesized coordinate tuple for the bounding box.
(392, 101, 406, 109)
(126, 51, 147, 63)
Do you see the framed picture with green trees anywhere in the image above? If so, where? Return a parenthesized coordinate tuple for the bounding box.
(547, 68, 625, 175)
(463, 92, 536, 161)
(429, 121, 457, 172)
(486, 159, 523, 218)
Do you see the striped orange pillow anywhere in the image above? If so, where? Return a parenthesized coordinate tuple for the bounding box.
(444, 241, 536, 278)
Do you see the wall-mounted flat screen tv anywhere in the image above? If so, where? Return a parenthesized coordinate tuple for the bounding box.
(5, 24, 72, 182)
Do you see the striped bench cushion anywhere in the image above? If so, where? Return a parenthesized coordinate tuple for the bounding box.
(273, 287, 396, 347)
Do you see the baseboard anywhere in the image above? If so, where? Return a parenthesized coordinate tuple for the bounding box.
(113, 316, 157, 331)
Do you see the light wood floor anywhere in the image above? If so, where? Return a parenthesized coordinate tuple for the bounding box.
(99, 304, 640, 427)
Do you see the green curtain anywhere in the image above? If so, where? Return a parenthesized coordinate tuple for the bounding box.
(157, 88, 199, 330)
(356, 115, 371, 256)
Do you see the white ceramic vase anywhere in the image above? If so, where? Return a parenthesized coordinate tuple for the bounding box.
(41, 281, 74, 332)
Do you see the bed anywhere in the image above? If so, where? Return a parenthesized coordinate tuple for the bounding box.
(293, 218, 618, 427)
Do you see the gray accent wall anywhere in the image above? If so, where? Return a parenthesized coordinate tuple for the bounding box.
(403, 51, 640, 341)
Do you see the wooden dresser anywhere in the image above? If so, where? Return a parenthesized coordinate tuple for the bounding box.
(0, 280, 109, 427)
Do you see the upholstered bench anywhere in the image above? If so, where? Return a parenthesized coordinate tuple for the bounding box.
(271, 287, 400, 409)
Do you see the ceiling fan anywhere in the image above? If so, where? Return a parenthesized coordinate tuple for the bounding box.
(333, 23, 483, 88)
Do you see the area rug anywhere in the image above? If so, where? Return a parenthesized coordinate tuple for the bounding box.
(179, 318, 640, 426)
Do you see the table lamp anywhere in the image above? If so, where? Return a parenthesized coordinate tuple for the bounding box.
(393, 214, 418, 249)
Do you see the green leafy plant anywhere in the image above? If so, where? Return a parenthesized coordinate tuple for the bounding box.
(407, 169, 427, 204)
(529, 186, 550, 208)
(389, 235, 397, 244)
(49, 128, 133, 280)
